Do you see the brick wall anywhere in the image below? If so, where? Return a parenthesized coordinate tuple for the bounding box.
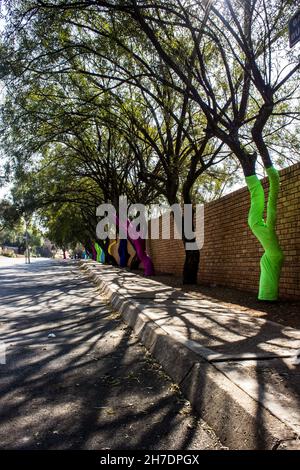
(147, 162, 300, 300)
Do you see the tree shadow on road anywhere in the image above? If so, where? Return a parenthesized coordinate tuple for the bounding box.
(0, 261, 221, 450)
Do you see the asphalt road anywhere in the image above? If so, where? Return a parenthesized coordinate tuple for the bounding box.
(0, 258, 224, 450)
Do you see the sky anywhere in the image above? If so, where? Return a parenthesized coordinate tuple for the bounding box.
(0, 183, 11, 200)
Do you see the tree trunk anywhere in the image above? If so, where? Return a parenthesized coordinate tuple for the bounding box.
(118, 238, 129, 267)
(181, 182, 200, 285)
(183, 247, 200, 284)
(245, 166, 284, 301)
(90, 242, 97, 261)
(101, 238, 116, 266)
(114, 214, 155, 275)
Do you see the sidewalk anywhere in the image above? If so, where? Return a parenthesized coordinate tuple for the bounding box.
(79, 261, 300, 450)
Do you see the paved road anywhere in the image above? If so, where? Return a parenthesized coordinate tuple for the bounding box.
(0, 259, 224, 450)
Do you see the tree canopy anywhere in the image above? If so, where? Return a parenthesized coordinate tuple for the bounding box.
(0, 0, 299, 282)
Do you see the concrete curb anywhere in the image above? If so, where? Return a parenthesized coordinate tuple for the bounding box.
(78, 261, 300, 450)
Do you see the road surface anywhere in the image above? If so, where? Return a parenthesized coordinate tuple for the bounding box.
(0, 258, 224, 450)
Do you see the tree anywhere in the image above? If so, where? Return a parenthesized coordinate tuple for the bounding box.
(1, 0, 240, 283)
(106, 80, 238, 282)
(42, 203, 89, 258)
(90, 0, 299, 298)
(1, 0, 299, 294)
(0, 199, 21, 232)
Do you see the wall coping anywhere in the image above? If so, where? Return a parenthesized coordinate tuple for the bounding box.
(204, 161, 300, 209)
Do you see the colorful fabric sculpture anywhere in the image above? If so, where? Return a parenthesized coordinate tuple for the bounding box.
(246, 166, 284, 300)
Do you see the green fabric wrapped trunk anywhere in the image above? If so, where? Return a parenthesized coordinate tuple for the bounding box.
(246, 167, 284, 301)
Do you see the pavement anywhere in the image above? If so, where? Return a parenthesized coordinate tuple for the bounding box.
(0, 258, 224, 450)
(79, 260, 300, 450)
(0, 256, 46, 266)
